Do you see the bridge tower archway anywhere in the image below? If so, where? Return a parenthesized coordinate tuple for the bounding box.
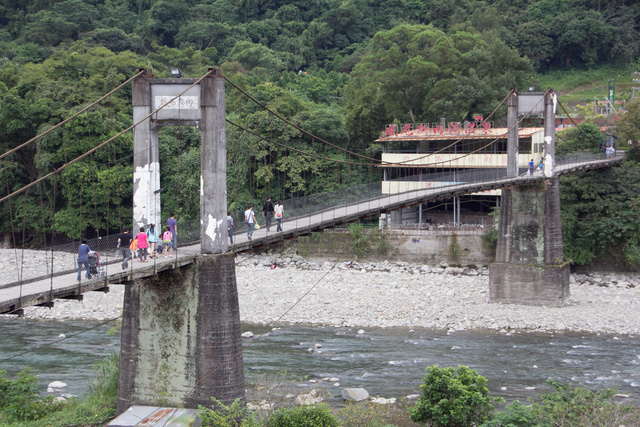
(131, 68, 227, 254)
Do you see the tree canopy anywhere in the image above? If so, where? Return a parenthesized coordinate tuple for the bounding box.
(0, 0, 639, 256)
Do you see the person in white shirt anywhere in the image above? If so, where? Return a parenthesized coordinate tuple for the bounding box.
(274, 200, 284, 232)
(244, 204, 256, 240)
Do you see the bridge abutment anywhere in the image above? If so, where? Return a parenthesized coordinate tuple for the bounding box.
(116, 252, 244, 414)
(489, 178, 569, 306)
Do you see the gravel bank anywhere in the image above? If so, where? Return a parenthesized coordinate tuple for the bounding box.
(9, 249, 640, 336)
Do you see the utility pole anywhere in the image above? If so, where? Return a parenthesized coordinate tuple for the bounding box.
(632, 72, 640, 100)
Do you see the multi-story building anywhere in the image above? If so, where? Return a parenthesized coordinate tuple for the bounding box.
(376, 122, 545, 227)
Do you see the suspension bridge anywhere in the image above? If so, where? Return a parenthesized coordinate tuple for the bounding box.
(0, 151, 622, 315)
(0, 68, 626, 413)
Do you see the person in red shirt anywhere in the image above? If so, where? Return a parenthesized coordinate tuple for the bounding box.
(136, 226, 149, 262)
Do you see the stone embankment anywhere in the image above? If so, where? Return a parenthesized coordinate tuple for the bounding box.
(9, 249, 640, 336)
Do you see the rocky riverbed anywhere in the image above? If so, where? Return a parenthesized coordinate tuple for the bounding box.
(7, 249, 640, 336)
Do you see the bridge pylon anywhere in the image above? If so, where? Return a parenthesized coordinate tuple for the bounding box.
(489, 90, 569, 306)
(118, 69, 244, 414)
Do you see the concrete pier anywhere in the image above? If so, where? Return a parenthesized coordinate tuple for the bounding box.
(116, 253, 244, 414)
(489, 178, 569, 306)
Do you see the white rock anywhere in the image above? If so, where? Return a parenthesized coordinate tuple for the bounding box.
(241, 331, 254, 338)
(48, 381, 67, 388)
(342, 388, 369, 402)
(357, 329, 365, 334)
(405, 394, 420, 400)
(295, 389, 323, 406)
(371, 397, 396, 404)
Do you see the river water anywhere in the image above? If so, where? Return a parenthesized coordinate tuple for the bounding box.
(0, 319, 638, 406)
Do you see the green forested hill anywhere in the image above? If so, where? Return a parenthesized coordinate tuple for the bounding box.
(1, 0, 640, 267)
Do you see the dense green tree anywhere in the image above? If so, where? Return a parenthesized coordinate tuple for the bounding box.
(616, 100, 640, 145)
(560, 158, 640, 267)
(603, 6, 640, 65)
(145, 0, 190, 47)
(553, 10, 613, 68)
(431, 38, 533, 121)
(352, 24, 458, 126)
(514, 20, 556, 71)
(410, 365, 501, 427)
(85, 28, 147, 54)
(22, 10, 76, 46)
(556, 123, 605, 156)
(228, 41, 285, 72)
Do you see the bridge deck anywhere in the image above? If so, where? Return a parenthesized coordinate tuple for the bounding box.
(0, 155, 622, 314)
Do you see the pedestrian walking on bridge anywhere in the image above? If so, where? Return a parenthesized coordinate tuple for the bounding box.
(77, 238, 92, 282)
(275, 200, 284, 232)
(245, 204, 256, 240)
(117, 227, 132, 269)
(263, 196, 274, 231)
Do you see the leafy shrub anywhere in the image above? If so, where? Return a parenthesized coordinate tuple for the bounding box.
(199, 397, 256, 427)
(540, 380, 640, 426)
(348, 222, 370, 258)
(479, 400, 543, 427)
(483, 381, 640, 427)
(267, 404, 339, 427)
(448, 233, 461, 261)
(0, 368, 64, 423)
(409, 365, 502, 427)
(374, 233, 394, 256)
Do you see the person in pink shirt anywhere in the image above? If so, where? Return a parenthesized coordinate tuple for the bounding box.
(136, 226, 149, 262)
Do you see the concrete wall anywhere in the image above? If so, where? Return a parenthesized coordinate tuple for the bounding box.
(117, 253, 244, 414)
(489, 263, 569, 306)
(296, 229, 493, 266)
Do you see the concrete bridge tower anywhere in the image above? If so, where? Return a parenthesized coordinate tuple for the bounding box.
(489, 90, 570, 306)
(116, 69, 244, 414)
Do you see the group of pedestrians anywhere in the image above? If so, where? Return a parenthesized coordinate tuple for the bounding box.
(78, 198, 284, 280)
(114, 214, 177, 269)
(528, 158, 544, 176)
(77, 213, 180, 280)
(236, 197, 284, 242)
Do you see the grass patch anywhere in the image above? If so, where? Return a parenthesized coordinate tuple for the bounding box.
(540, 64, 638, 104)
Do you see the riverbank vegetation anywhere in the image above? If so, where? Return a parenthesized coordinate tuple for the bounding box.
(0, 351, 118, 426)
(2, 356, 639, 426)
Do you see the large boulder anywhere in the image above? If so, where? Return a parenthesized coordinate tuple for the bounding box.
(342, 388, 369, 402)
